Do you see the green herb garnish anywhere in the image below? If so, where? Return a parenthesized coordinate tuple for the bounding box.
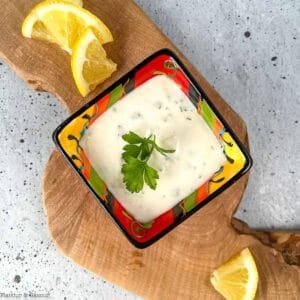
(121, 131, 175, 193)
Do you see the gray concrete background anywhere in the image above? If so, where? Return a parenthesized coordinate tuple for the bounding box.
(0, 0, 299, 299)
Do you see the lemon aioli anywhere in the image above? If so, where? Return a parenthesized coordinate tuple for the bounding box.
(80, 76, 226, 223)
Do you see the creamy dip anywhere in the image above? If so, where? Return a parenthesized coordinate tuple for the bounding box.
(80, 75, 226, 223)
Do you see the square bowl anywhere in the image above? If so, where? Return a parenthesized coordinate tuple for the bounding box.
(53, 49, 252, 248)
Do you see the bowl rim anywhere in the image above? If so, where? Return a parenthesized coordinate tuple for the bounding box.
(53, 48, 253, 249)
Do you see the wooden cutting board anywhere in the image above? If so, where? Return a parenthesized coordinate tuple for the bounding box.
(1, 1, 299, 299)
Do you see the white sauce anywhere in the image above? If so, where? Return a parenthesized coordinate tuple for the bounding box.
(80, 75, 226, 223)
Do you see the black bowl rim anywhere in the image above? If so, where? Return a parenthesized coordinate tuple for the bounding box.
(53, 48, 253, 249)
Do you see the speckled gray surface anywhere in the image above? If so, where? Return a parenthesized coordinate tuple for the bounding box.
(0, 0, 299, 298)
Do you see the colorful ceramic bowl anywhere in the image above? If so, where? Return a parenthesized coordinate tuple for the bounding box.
(53, 49, 252, 248)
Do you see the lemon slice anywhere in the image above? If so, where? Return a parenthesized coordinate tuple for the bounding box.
(210, 248, 259, 300)
(71, 27, 117, 96)
(22, 0, 113, 54)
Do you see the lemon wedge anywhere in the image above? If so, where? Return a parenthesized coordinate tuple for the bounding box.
(210, 248, 259, 300)
(22, 0, 113, 54)
(71, 27, 117, 96)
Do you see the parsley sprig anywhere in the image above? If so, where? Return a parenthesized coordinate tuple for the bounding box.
(121, 131, 175, 193)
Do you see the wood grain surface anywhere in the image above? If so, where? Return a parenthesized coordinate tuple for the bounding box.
(0, 0, 299, 299)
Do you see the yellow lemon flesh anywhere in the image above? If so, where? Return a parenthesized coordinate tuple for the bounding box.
(210, 248, 259, 300)
(22, 0, 113, 54)
(71, 27, 117, 96)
